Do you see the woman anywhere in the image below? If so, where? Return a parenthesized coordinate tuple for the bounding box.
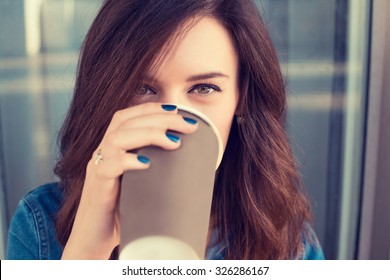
(7, 0, 324, 260)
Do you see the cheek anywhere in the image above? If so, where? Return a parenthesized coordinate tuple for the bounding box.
(215, 118, 234, 150)
(205, 109, 236, 151)
(199, 92, 238, 151)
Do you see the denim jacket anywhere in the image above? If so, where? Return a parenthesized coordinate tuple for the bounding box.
(6, 183, 325, 260)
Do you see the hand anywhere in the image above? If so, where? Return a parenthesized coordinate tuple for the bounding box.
(61, 103, 198, 259)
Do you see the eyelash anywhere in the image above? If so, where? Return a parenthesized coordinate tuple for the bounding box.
(139, 83, 222, 95)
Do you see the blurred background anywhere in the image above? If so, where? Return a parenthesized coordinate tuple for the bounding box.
(0, 0, 389, 259)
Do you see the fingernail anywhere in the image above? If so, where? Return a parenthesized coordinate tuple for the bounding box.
(161, 104, 177, 111)
(137, 155, 151, 164)
(183, 117, 198, 125)
(166, 132, 180, 143)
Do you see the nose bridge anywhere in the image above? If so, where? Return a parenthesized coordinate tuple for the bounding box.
(159, 88, 189, 106)
(159, 91, 179, 104)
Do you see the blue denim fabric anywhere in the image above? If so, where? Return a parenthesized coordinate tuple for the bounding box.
(6, 183, 63, 260)
(205, 226, 325, 260)
(6, 182, 324, 260)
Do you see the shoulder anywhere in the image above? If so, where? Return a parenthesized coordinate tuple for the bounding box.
(22, 182, 63, 213)
(6, 182, 64, 260)
(207, 224, 325, 260)
(299, 224, 325, 260)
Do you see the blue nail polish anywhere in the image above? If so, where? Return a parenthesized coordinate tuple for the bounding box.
(166, 132, 180, 143)
(161, 104, 177, 111)
(137, 155, 151, 164)
(183, 117, 198, 125)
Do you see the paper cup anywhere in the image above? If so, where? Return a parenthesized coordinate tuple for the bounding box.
(119, 105, 222, 259)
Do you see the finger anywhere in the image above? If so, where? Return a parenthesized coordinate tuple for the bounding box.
(105, 127, 182, 151)
(93, 152, 151, 179)
(117, 112, 198, 134)
(107, 103, 178, 133)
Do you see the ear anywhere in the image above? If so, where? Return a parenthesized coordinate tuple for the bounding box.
(236, 115, 245, 125)
(234, 104, 242, 116)
(234, 99, 245, 118)
(234, 90, 245, 117)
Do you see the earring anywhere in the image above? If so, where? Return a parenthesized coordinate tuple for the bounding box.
(236, 115, 245, 125)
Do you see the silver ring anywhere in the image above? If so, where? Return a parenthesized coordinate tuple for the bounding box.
(94, 149, 104, 165)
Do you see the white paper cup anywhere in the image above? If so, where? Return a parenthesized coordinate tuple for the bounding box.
(119, 105, 222, 260)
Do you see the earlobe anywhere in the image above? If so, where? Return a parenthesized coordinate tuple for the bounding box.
(237, 116, 245, 125)
(235, 114, 245, 125)
(233, 96, 244, 117)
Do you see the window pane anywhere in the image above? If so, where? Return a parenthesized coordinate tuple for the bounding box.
(260, 0, 370, 259)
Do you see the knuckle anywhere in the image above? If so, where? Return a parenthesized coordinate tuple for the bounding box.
(112, 109, 125, 122)
(105, 131, 118, 147)
(122, 117, 134, 127)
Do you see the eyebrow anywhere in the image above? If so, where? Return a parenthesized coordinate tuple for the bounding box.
(186, 72, 230, 82)
(144, 72, 229, 83)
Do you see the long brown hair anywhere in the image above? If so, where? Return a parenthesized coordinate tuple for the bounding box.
(55, 0, 312, 259)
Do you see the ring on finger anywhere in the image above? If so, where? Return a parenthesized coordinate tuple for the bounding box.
(94, 149, 104, 165)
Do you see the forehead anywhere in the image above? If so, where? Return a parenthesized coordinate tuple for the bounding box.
(149, 17, 238, 80)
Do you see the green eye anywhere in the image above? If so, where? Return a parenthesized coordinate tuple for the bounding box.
(195, 85, 213, 94)
(189, 84, 222, 95)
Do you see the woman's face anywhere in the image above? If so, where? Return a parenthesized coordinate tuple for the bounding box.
(136, 17, 239, 150)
